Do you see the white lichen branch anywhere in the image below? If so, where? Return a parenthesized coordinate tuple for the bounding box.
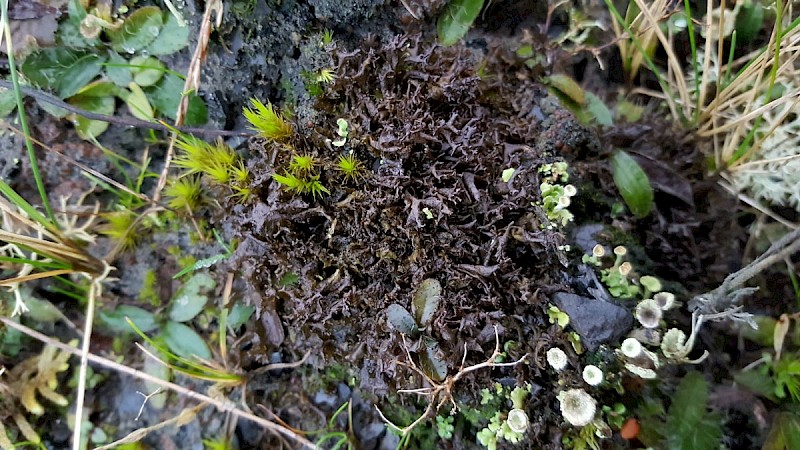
(376, 325, 527, 437)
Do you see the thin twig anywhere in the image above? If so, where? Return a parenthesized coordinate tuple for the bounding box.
(152, 0, 223, 202)
(73, 266, 112, 450)
(0, 80, 251, 138)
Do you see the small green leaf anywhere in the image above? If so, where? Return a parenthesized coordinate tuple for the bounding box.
(0, 88, 17, 117)
(412, 278, 442, 327)
(106, 52, 133, 87)
(130, 56, 166, 87)
(501, 168, 515, 183)
(584, 92, 613, 126)
(108, 6, 164, 54)
(387, 304, 418, 335)
(437, 0, 484, 46)
(57, 0, 96, 48)
(227, 303, 255, 330)
(69, 93, 115, 139)
(161, 321, 212, 360)
(125, 82, 154, 121)
(168, 272, 215, 322)
(99, 305, 157, 333)
(146, 74, 207, 125)
(185, 94, 208, 126)
(546, 74, 586, 106)
(146, 11, 190, 55)
(611, 150, 654, 218)
(734, 369, 778, 401)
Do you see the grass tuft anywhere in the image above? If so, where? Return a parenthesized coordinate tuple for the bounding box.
(243, 98, 294, 143)
(336, 152, 365, 183)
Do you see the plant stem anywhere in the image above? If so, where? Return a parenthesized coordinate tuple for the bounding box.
(1, 0, 55, 222)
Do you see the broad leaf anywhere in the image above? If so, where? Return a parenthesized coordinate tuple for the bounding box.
(611, 149, 654, 218)
(22, 48, 106, 98)
(125, 82, 155, 121)
(99, 305, 157, 333)
(412, 278, 442, 327)
(106, 52, 133, 87)
(387, 304, 418, 335)
(146, 74, 208, 125)
(168, 272, 215, 323)
(130, 56, 166, 87)
(419, 337, 448, 382)
(0, 88, 17, 117)
(107, 6, 164, 54)
(142, 344, 170, 409)
(146, 12, 190, 55)
(665, 372, 723, 450)
(437, 0, 484, 46)
(69, 93, 115, 139)
(584, 92, 613, 126)
(546, 74, 586, 105)
(161, 321, 212, 360)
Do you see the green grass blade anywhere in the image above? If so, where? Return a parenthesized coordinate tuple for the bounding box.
(0, 255, 70, 270)
(1, 0, 55, 223)
(0, 179, 57, 234)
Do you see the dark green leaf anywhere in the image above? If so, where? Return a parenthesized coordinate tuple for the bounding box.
(437, 0, 484, 46)
(735, 369, 779, 401)
(99, 305, 157, 333)
(387, 304, 418, 335)
(147, 12, 190, 55)
(611, 150, 654, 218)
(419, 337, 448, 382)
(161, 321, 212, 360)
(665, 372, 722, 450)
(106, 52, 134, 87)
(146, 74, 207, 125)
(185, 94, 208, 126)
(107, 6, 164, 54)
(24, 296, 62, 323)
(412, 278, 442, 327)
(736, 2, 765, 44)
(21, 49, 106, 98)
(168, 272, 215, 322)
(142, 345, 169, 409)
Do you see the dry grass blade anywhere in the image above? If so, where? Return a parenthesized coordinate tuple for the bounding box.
(153, 0, 224, 202)
(0, 318, 316, 449)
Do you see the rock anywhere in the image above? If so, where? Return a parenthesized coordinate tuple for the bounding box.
(552, 292, 633, 350)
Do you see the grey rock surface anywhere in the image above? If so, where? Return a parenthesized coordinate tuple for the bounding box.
(552, 292, 633, 350)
